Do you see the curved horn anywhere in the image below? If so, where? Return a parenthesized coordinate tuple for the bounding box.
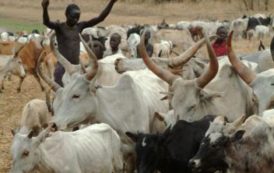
(138, 33, 179, 85)
(168, 38, 206, 67)
(227, 31, 256, 85)
(50, 33, 76, 75)
(230, 114, 248, 128)
(196, 34, 218, 88)
(79, 34, 98, 81)
(37, 50, 61, 91)
(80, 60, 87, 74)
(213, 116, 226, 124)
(271, 35, 274, 62)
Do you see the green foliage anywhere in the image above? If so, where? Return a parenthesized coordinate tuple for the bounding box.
(0, 18, 45, 33)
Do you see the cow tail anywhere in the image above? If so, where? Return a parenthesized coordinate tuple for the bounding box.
(271, 36, 274, 61)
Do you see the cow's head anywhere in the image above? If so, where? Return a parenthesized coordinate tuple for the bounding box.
(39, 34, 99, 130)
(6, 57, 25, 77)
(138, 32, 219, 121)
(126, 129, 171, 173)
(189, 116, 246, 173)
(127, 33, 140, 58)
(10, 128, 50, 173)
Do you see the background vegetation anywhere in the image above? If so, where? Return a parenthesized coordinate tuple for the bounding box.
(0, 0, 273, 33)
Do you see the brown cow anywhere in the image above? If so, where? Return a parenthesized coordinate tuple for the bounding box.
(13, 38, 56, 92)
(0, 41, 24, 55)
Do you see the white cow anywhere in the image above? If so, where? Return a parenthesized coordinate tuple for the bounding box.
(127, 33, 140, 58)
(0, 32, 9, 41)
(255, 25, 270, 40)
(12, 99, 51, 136)
(10, 123, 123, 173)
(153, 40, 173, 58)
(0, 56, 25, 92)
(176, 21, 191, 30)
(230, 17, 248, 39)
(239, 48, 274, 73)
(39, 36, 168, 133)
(95, 53, 127, 86)
(139, 32, 258, 122)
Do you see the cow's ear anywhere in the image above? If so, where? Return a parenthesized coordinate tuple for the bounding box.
(11, 127, 20, 136)
(231, 130, 245, 142)
(154, 112, 164, 122)
(126, 132, 138, 142)
(199, 90, 222, 101)
(31, 126, 41, 137)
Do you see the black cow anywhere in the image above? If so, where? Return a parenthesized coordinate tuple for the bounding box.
(246, 16, 272, 31)
(127, 25, 145, 39)
(126, 115, 215, 173)
(188, 116, 244, 173)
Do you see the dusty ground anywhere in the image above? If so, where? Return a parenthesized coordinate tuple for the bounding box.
(0, 0, 274, 172)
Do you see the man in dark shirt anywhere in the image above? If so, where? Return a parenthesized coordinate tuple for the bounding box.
(41, 0, 117, 86)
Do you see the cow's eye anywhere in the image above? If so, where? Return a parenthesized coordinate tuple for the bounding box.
(187, 105, 196, 112)
(211, 144, 217, 148)
(22, 150, 29, 157)
(72, 95, 80, 99)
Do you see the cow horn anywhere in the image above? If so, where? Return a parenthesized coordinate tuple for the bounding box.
(79, 34, 98, 81)
(213, 116, 226, 124)
(230, 114, 248, 128)
(271, 36, 274, 62)
(227, 31, 256, 85)
(37, 50, 61, 92)
(50, 33, 76, 75)
(196, 34, 218, 88)
(138, 33, 179, 85)
(168, 38, 206, 67)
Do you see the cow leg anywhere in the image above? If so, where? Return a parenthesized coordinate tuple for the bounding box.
(45, 88, 53, 113)
(1, 81, 4, 91)
(1, 77, 5, 91)
(1, 74, 10, 91)
(17, 76, 25, 93)
(33, 72, 45, 91)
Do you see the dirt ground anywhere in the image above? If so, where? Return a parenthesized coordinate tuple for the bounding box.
(0, 77, 45, 172)
(0, 0, 274, 172)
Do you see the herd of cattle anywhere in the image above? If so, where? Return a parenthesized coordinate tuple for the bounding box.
(1, 13, 274, 173)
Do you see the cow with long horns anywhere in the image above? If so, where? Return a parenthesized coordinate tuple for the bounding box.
(138, 32, 257, 122)
(226, 32, 274, 115)
(40, 34, 169, 130)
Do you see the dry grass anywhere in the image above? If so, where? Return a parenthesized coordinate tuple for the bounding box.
(0, 0, 274, 172)
(0, 77, 44, 173)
